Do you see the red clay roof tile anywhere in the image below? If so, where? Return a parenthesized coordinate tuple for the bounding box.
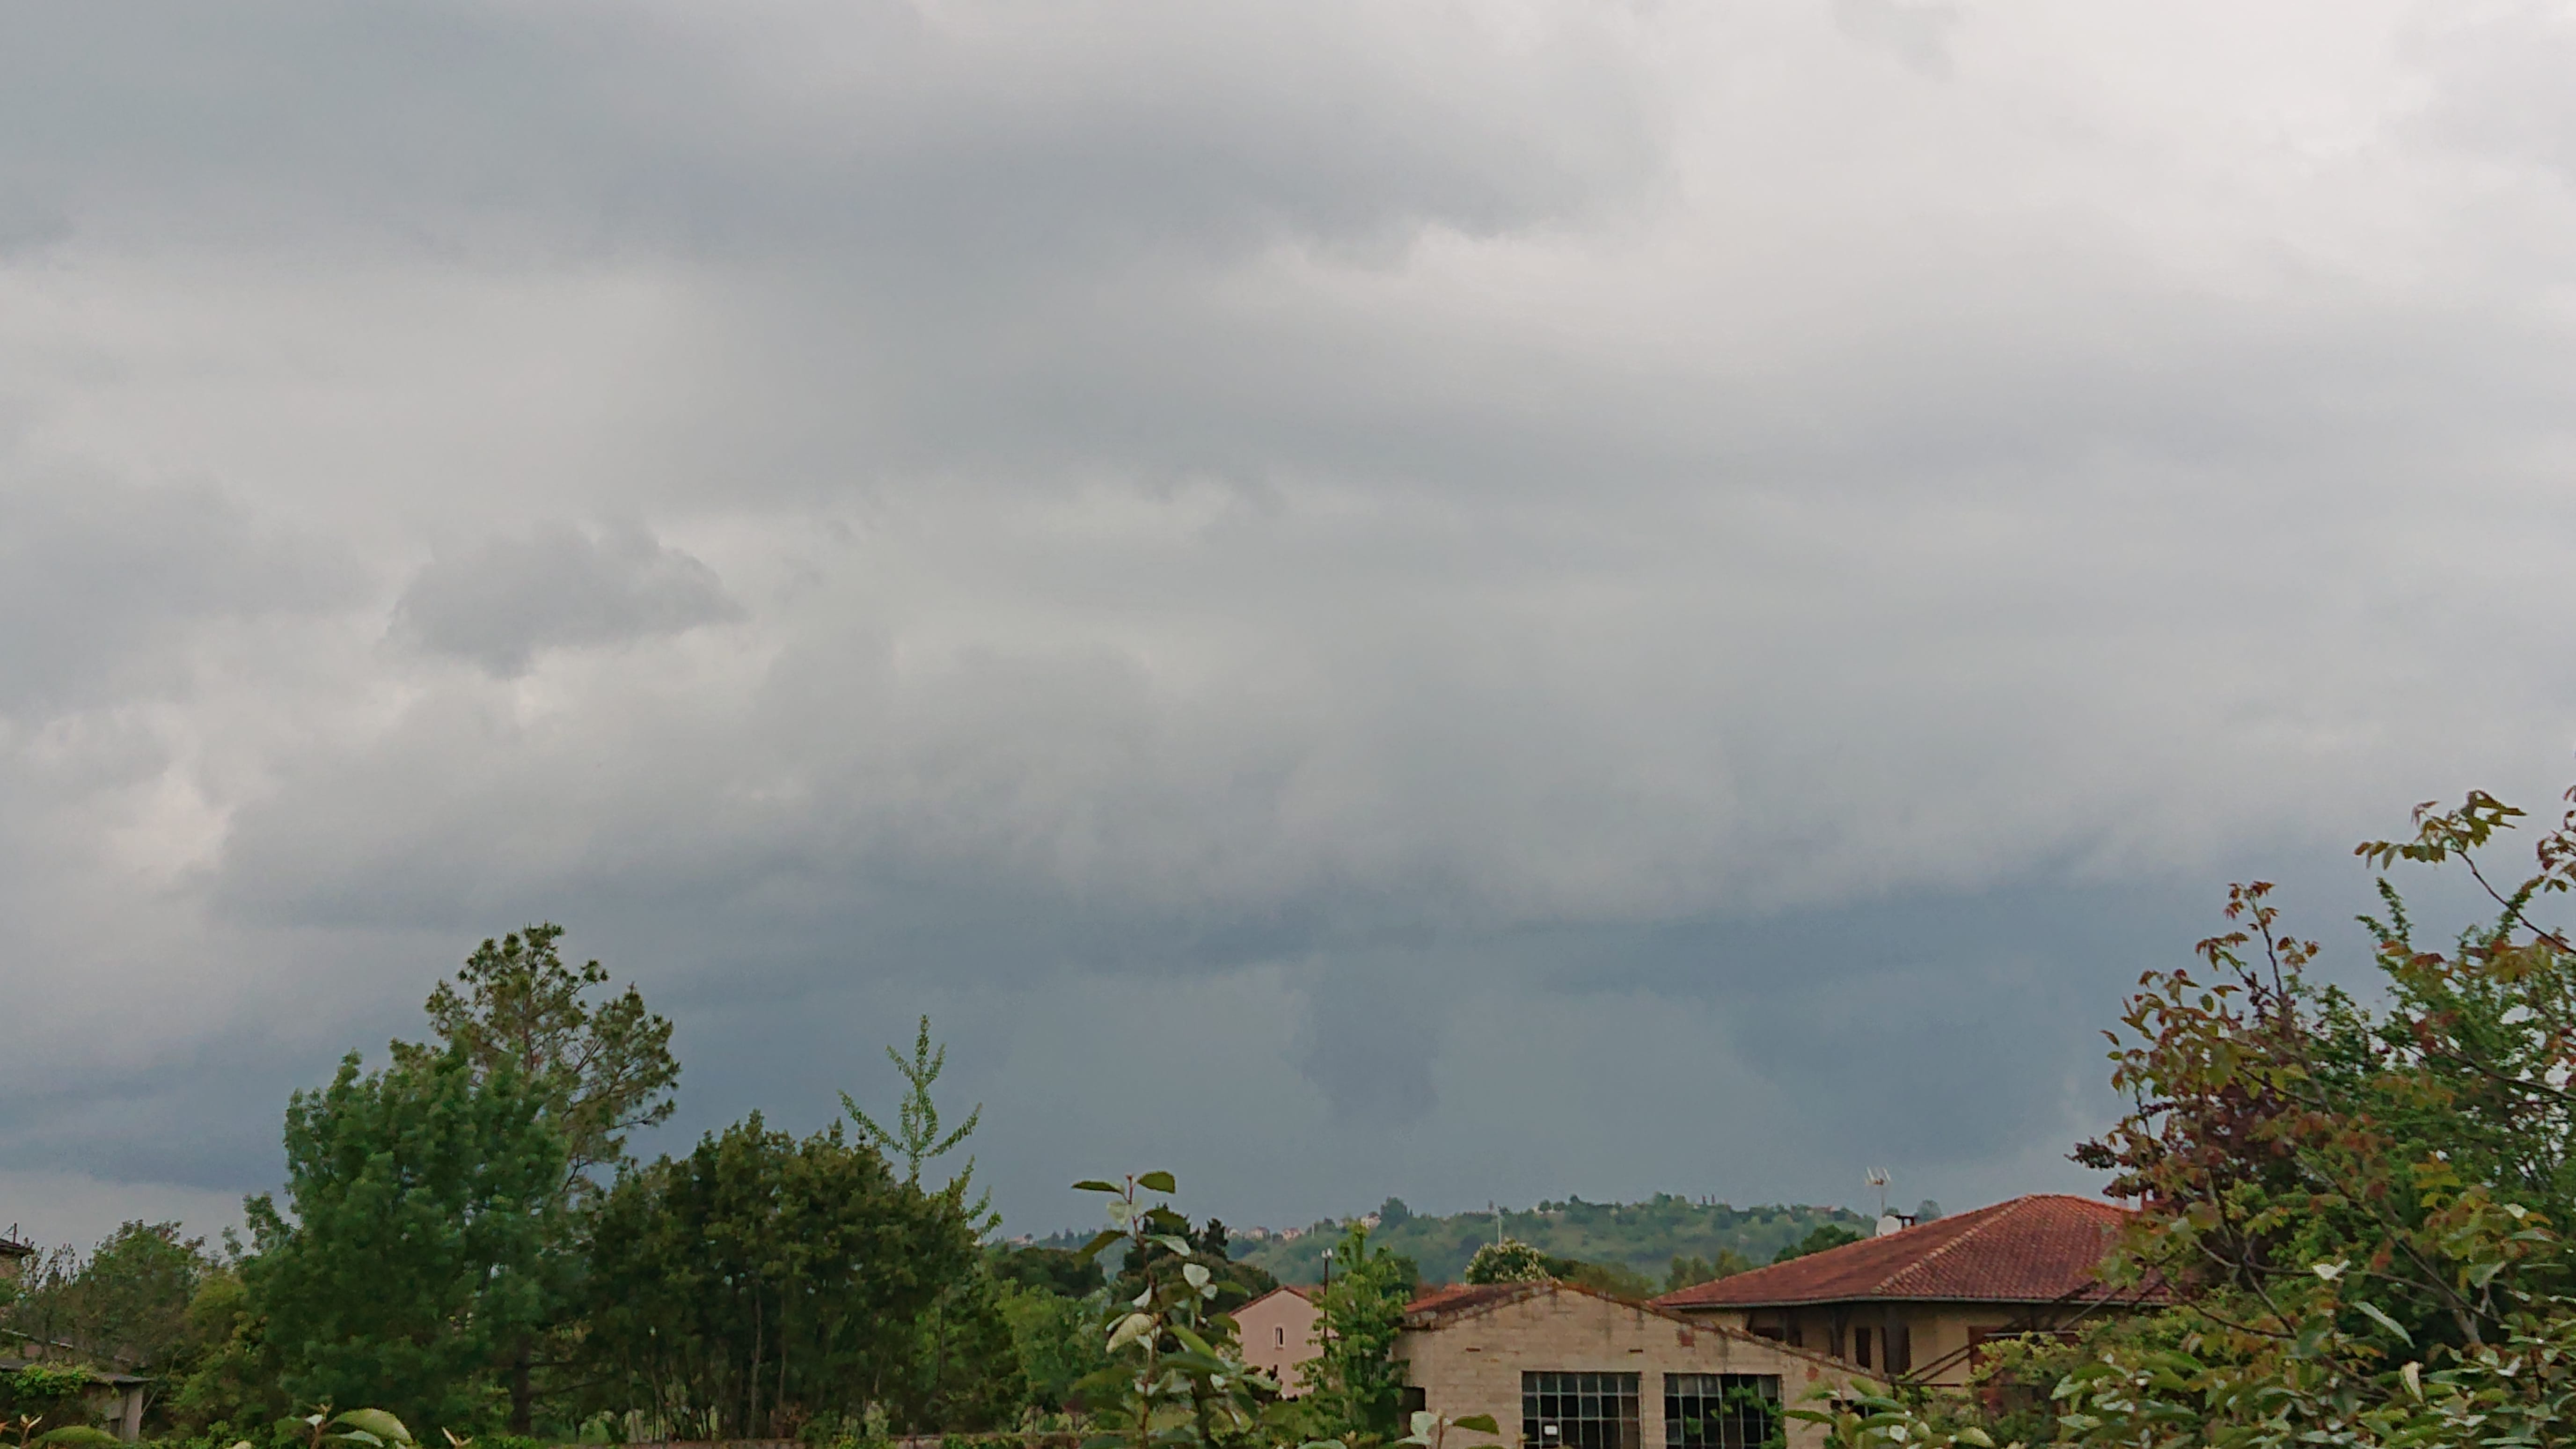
(1653, 1194, 2158, 1309)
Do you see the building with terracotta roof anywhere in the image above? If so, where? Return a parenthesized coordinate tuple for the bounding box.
(0, 1225, 31, 1283)
(1653, 1194, 2165, 1387)
(1395, 1279, 1879, 1449)
(1237, 1284, 1322, 1395)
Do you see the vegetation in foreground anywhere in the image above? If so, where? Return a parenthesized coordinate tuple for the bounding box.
(1813, 784, 2576, 1448)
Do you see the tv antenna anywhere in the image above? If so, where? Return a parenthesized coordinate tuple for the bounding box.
(1866, 1168, 1903, 1237)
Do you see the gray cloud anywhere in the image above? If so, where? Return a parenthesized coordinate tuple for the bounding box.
(392, 520, 740, 674)
(9, 0, 2576, 1243)
(0, 471, 355, 713)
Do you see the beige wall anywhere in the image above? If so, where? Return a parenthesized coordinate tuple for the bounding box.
(1397, 1288, 1874, 1449)
(1680, 1303, 2111, 1389)
(1237, 1288, 1323, 1396)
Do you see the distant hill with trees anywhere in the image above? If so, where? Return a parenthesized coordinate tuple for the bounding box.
(1188, 1195, 1884, 1289)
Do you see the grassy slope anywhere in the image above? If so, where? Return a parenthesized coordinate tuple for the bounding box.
(1225, 1195, 1870, 1287)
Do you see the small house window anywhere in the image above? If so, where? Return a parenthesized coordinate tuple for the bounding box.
(1276, 1326, 1287, 1347)
(1664, 1374, 1780, 1449)
(1524, 1371, 1641, 1449)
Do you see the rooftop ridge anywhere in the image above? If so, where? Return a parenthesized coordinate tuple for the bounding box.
(1873, 1193, 2093, 1294)
(1652, 1193, 2139, 1309)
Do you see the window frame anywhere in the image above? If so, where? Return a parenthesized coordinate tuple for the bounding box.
(1522, 1370, 1643, 1449)
(1662, 1373, 1783, 1449)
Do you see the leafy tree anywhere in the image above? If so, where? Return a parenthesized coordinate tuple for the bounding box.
(1306, 1224, 1414, 1445)
(842, 1015, 985, 1215)
(1376, 1198, 1414, 1228)
(1770, 1225, 1860, 1264)
(909, 1268, 1028, 1432)
(244, 1045, 566, 1439)
(1808, 782, 2576, 1449)
(393, 924, 679, 1188)
(1535, 1252, 1654, 1299)
(1664, 1250, 1751, 1293)
(995, 1279, 1107, 1413)
(1233, 1195, 1859, 1288)
(1069, 1172, 1278, 1449)
(1461, 1240, 1547, 1285)
(389, 924, 680, 1432)
(165, 1266, 286, 1438)
(578, 1113, 979, 1438)
(42, 1222, 209, 1373)
(1113, 1215, 1280, 1321)
(992, 1245, 1107, 1299)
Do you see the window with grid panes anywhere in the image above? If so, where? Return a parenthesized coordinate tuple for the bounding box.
(1663, 1374, 1781, 1449)
(1523, 1372, 1641, 1449)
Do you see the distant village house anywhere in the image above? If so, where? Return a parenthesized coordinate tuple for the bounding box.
(1236, 1285, 1321, 1395)
(1654, 1194, 2162, 1387)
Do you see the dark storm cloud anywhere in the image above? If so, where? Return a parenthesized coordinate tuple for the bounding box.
(0, 2, 1655, 262)
(392, 520, 741, 674)
(13, 0, 2576, 1244)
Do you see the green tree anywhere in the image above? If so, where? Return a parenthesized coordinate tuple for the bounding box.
(1535, 1253, 1654, 1299)
(1069, 1172, 1275, 1449)
(1769, 1225, 1859, 1265)
(165, 1266, 286, 1439)
(244, 1045, 566, 1439)
(910, 1268, 1028, 1431)
(1461, 1240, 1547, 1285)
(578, 1114, 979, 1438)
(1807, 781, 2576, 1449)
(995, 1280, 1107, 1413)
(54, 1221, 209, 1372)
(390, 923, 681, 1432)
(992, 1245, 1107, 1299)
(842, 1015, 987, 1224)
(394, 924, 680, 1187)
(1664, 1250, 1751, 1293)
(1307, 1224, 1414, 1445)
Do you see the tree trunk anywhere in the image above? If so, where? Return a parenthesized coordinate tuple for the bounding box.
(509, 1341, 535, 1434)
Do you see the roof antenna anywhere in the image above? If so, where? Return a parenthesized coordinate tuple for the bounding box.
(1866, 1169, 1903, 1237)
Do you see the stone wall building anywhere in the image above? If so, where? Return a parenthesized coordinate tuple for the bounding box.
(1395, 1280, 1877, 1449)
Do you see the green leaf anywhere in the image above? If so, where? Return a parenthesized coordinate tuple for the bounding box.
(1138, 1170, 1178, 1193)
(1074, 1229, 1124, 1262)
(1453, 1414, 1501, 1434)
(335, 1412, 414, 1447)
(2356, 1300, 2413, 1345)
(1107, 1310, 1156, 1351)
(1072, 1179, 1123, 1193)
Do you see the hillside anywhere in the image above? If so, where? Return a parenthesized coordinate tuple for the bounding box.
(1223, 1195, 1874, 1288)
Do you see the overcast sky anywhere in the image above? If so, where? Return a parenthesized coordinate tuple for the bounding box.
(9, 0, 2576, 1251)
